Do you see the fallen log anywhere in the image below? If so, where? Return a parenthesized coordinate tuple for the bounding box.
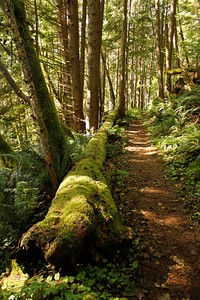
(20, 108, 132, 268)
(167, 67, 200, 75)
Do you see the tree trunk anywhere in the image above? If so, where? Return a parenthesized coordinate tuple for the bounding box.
(1, 0, 71, 193)
(56, 0, 73, 127)
(67, 0, 85, 132)
(119, 0, 128, 118)
(101, 52, 116, 108)
(177, 2, 190, 67)
(20, 109, 132, 268)
(0, 57, 30, 103)
(87, 0, 102, 130)
(80, 0, 87, 112)
(155, 0, 165, 99)
(166, 0, 177, 93)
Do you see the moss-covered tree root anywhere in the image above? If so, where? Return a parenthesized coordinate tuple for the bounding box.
(20, 109, 132, 268)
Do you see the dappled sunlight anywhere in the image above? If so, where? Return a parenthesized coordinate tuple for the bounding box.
(144, 149, 157, 155)
(122, 120, 200, 298)
(126, 146, 157, 154)
(164, 255, 192, 295)
(140, 209, 187, 228)
(140, 187, 168, 195)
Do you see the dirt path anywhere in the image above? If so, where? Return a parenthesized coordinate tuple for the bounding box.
(116, 119, 200, 300)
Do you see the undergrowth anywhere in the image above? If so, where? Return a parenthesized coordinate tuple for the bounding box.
(146, 86, 200, 215)
(0, 113, 140, 299)
(0, 237, 139, 300)
(0, 151, 51, 273)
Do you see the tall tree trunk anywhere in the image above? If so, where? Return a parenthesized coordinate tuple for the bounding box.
(1, 0, 71, 193)
(80, 0, 87, 110)
(155, 0, 165, 99)
(174, 17, 181, 68)
(87, 0, 103, 130)
(67, 0, 85, 132)
(56, 0, 73, 127)
(119, 0, 128, 118)
(177, 2, 190, 67)
(166, 0, 177, 93)
(101, 52, 116, 108)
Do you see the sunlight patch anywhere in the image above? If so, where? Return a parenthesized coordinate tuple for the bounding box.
(165, 255, 191, 295)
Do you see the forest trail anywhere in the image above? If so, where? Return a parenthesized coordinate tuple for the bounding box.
(116, 118, 200, 300)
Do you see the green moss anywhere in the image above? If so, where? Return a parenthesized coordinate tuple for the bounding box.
(20, 108, 132, 266)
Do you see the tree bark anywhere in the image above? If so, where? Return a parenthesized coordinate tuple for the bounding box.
(80, 0, 87, 113)
(166, 0, 177, 93)
(56, 0, 73, 127)
(101, 52, 116, 108)
(87, 0, 102, 130)
(155, 0, 165, 99)
(67, 0, 85, 132)
(119, 0, 128, 118)
(20, 109, 132, 267)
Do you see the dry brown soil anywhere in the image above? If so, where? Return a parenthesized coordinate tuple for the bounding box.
(116, 118, 200, 300)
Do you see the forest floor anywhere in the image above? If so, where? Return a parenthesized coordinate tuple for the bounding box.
(114, 117, 200, 300)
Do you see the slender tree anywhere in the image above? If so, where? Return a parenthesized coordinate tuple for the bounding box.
(166, 0, 178, 93)
(67, 0, 85, 131)
(87, 0, 103, 130)
(155, 0, 165, 99)
(56, 0, 73, 126)
(0, 0, 71, 193)
(119, 0, 128, 118)
(0, 57, 29, 103)
(80, 0, 87, 110)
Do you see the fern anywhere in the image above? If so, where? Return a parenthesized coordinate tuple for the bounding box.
(147, 89, 200, 212)
(14, 181, 38, 229)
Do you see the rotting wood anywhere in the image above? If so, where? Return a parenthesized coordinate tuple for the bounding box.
(19, 108, 132, 268)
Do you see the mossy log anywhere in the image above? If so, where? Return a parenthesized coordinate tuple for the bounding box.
(20, 109, 132, 267)
(167, 67, 200, 75)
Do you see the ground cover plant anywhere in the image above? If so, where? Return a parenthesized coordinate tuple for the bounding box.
(0, 113, 141, 299)
(0, 238, 139, 300)
(146, 86, 200, 216)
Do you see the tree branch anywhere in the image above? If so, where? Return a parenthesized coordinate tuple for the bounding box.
(0, 58, 30, 103)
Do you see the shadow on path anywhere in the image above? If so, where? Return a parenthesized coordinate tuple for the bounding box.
(116, 119, 200, 300)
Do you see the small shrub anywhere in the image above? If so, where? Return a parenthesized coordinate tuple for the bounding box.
(147, 91, 200, 213)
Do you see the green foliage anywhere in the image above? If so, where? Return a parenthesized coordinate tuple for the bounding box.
(0, 151, 50, 272)
(147, 90, 200, 213)
(69, 133, 93, 164)
(177, 86, 200, 118)
(106, 125, 127, 159)
(126, 108, 142, 121)
(0, 238, 139, 300)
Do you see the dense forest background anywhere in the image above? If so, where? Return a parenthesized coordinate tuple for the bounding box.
(0, 0, 199, 299)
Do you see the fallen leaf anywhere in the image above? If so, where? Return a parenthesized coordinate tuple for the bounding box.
(155, 282, 161, 288)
